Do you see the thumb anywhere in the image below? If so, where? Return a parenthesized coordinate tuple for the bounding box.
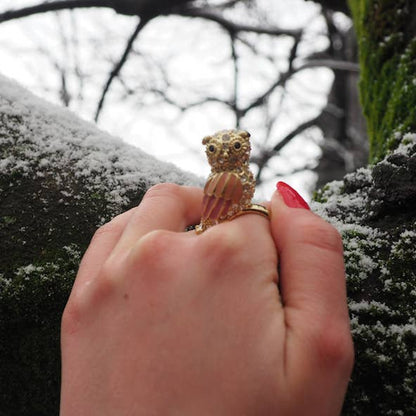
(271, 182, 353, 403)
(270, 181, 348, 323)
(271, 182, 353, 416)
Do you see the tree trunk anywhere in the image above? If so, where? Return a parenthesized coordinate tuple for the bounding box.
(314, 23, 369, 188)
(311, 1, 416, 414)
(349, 0, 416, 162)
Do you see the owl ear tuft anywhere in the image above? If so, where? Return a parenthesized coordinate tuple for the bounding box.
(202, 136, 212, 145)
(238, 130, 250, 139)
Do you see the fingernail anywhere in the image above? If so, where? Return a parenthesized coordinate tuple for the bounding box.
(276, 181, 310, 210)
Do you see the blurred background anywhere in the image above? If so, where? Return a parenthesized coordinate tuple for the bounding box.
(0, 0, 368, 200)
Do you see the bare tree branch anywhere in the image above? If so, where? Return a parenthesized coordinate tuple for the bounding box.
(177, 7, 302, 38)
(273, 115, 321, 153)
(252, 115, 321, 182)
(94, 18, 148, 121)
(287, 35, 301, 73)
(0, 0, 362, 190)
(240, 57, 358, 117)
(251, 115, 319, 166)
(307, 0, 351, 16)
(230, 34, 241, 127)
(148, 87, 234, 113)
(302, 59, 359, 72)
(0, 0, 195, 24)
(0, 1, 112, 23)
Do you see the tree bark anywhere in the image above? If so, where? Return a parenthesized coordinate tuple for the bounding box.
(0, 75, 199, 415)
(349, 0, 416, 162)
(311, 1, 416, 414)
(313, 22, 369, 188)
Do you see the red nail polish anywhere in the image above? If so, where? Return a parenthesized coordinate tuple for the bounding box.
(276, 181, 310, 210)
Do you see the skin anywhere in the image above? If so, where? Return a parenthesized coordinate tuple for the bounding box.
(60, 183, 354, 416)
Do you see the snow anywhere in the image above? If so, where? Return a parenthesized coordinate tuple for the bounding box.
(0, 73, 202, 208)
(349, 300, 391, 313)
(311, 128, 416, 413)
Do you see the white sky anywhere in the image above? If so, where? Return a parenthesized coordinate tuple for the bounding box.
(0, 0, 345, 201)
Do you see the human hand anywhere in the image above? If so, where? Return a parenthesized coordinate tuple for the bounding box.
(60, 182, 353, 415)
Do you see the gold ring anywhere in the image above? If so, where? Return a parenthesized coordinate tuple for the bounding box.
(195, 129, 269, 234)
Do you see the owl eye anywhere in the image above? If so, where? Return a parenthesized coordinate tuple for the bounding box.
(233, 141, 241, 150)
(208, 144, 216, 153)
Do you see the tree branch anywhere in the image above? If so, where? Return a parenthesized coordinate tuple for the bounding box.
(302, 59, 359, 72)
(308, 0, 351, 16)
(273, 115, 321, 153)
(177, 7, 302, 38)
(230, 34, 241, 127)
(240, 57, 358, 117)
(0, 0, 195, 24)
(94, 18, 148, 121)
(252, 115, 320, 183)
(0, 0, 113, 23)
(148, 87, 234, 113)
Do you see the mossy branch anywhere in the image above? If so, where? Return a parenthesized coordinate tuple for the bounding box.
(348, 0, 416, 163)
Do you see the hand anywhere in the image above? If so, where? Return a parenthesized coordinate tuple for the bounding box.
(60, 183, 353, 415)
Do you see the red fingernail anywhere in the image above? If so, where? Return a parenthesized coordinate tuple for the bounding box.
(276, 181, 310, 210)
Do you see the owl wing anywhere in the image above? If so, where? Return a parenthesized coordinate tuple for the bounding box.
(201, 172, 243, 223)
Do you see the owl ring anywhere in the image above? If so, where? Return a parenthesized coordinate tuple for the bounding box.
(195, 129, 269, 234)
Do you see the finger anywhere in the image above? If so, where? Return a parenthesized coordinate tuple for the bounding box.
(111, 184, 203, 258)
(270, 188, 348, 322)
(71, 207, 136, 294)
(201, 210, 278, 285)
(270, 186, 353, 406)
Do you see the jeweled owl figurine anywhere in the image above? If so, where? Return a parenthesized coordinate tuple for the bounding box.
(196, 129, 268, 233)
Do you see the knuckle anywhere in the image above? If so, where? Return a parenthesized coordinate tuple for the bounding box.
(144, 183, 182, 202)
(92, 222, 117, 241)
(129, 229, 175, 270)
(84, 267, 118, 314)
(61, 301, 81, 336)
(62, 261, 119, 335)
(196, 225, 246, 270)
(314, 322, 355, 374)
(296, 217, 344, 255)
(92, 212, 130, 241)
(99, 258, 122, 288)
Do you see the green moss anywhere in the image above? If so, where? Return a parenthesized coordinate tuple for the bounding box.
(0, 246, 80, 415)
(1, 215, 17, 225)
(0, 111, 144, 415)
(348, 0, 416, 162)
(313, 181, 344, 204)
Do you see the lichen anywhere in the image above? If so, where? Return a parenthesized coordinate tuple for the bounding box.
(312, 134, 416, 415)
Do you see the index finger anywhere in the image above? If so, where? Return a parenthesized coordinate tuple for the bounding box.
(111, 184, 203, 258)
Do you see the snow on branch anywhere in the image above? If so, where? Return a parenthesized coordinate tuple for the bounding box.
(0, 74, 200, 209)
